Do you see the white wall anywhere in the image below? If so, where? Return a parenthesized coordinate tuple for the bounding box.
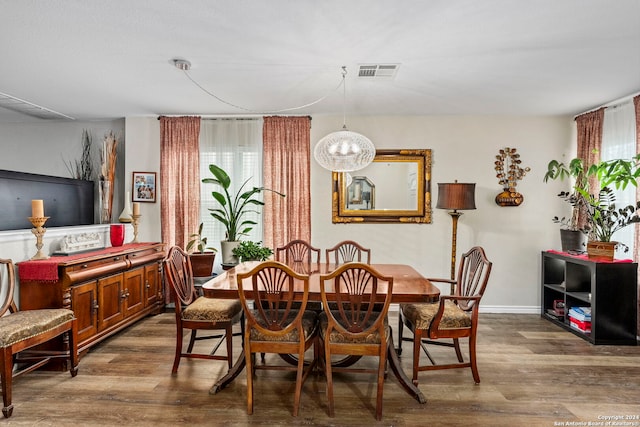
(310, 115, 573, 312)
(2, 114, 575, 312)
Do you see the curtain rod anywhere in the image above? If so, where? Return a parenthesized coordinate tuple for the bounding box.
(574, 91, 640, 119)
(157, 115, 312, 121)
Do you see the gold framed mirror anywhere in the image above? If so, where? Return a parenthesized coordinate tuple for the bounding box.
(332, 149, 432, 223)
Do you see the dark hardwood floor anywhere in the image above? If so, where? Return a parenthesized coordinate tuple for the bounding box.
(7, 312, 640, 426)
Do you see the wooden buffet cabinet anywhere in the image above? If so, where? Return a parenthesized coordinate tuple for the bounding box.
(19, 243, 165, 363)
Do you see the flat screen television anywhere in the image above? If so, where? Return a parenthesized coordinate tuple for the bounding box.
(0, 169, 95, 231)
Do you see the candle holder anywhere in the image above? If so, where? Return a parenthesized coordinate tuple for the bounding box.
(130, 214, 141, 243)
(28, 216, 50, 260)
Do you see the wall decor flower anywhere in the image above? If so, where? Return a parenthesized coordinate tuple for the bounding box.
(494, 147, 530, 206)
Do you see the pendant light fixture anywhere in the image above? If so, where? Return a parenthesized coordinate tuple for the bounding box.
(314, 67, 376, 172)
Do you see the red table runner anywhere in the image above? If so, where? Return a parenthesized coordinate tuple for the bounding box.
(546, 249, 634, 263)
(18, 243, 156, 282)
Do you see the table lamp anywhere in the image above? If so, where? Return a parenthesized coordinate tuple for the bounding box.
(436, 181, 476, 280)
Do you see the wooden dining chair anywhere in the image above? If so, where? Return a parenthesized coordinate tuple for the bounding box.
(325, 240, 371, 264)
(274, 239, 323, 311)
(275, 239, 321, 265)
(163, 246, 243, 374)
(319, 262, 393, 421)
(398, 246, 492, 385)
(236, 261, 318, 416)
(0, 258, 78, 418)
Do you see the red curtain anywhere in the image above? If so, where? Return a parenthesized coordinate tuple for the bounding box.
(575, 108, 605, 230)
(262, 116, 311, 250)
(159, 116, 201, 251)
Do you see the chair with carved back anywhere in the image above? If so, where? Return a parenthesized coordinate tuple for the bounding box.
(236, 261, 318, 416)
(0, 258, 78, 418)
(325, 240, 371, 265)
(398, 246, 492, 385)
(275, 239, 321, 265)
(163, 246, 243, 374)
(318, 263, 393, 421)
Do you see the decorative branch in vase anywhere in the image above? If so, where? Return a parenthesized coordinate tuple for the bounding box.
(99, 131, 118, 224)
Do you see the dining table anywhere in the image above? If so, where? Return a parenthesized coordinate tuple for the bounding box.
(201, 261, 440, 404)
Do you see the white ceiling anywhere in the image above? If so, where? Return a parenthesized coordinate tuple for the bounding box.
(1, 0, 639, 123)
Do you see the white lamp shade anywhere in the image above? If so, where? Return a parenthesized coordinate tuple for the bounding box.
(314, 129, 376, 172)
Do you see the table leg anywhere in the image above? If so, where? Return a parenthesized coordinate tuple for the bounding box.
(387, 326, 427, 404)
(209, 349, 246, 394)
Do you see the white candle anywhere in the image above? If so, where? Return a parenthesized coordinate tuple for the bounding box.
(132, 202, 140, 216)
(31, 199, 44, 217)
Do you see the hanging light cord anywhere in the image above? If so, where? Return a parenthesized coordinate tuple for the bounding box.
(340, 66, 348, 129)
(181, 67, 346, 114)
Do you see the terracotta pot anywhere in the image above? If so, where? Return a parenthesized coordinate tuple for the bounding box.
(189, 252, 216, 277)
(586, 241, 616, 261)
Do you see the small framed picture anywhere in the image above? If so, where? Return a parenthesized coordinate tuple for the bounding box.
(132, 172, 157, 203)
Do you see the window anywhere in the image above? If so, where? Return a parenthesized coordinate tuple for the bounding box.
(600, 101, 637, 253)
(198, 118, 263, 268)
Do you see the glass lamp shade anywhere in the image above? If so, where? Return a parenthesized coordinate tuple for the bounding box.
(314, 129, 376, 172)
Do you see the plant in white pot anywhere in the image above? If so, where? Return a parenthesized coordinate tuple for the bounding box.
(186, 222, 217, 277)
(202, 164, 284, 265)
(544, 154, 640, 259)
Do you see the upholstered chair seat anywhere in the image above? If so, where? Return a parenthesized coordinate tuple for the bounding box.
(400, 300, 472, 330)
(319, 312, 390, 344)
(247, 310, 317, 342)
(182, 297, 242, 322)
(0, 309, 75, 348)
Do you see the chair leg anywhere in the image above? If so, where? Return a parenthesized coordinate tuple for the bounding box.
(412, 329, 422, 386)
(1, 348, 13, 418)
(324, 342, 335, 417)
(68, 320, 79, 377)
(245, 340, 254, 415)
(469, 332, 480, 384)
(375, 346, 387, 421)
(453, 338, 464, 362)
(172, 326, 184, 374)
(225, 324, 233, 369)
(397, 310, 404, 355)
(186, 329, 197, 353)
(292, 350, 305, 417)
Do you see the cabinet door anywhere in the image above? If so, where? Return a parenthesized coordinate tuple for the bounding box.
(144, 262, 161, 307)
(98, 273, 125, 331)
(70, 281, 98, 344)
(123, 267, 145, 318)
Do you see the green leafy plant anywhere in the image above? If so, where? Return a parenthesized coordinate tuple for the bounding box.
(232, 241, 273, 261)
(186, 222, 217, 253)
(202, 164, 285, 242)
(544, 154, 640, 243)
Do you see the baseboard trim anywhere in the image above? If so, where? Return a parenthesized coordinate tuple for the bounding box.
(388, 304, 540, 314)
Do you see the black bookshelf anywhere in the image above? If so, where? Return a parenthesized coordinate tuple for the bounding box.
(541, 251, 638, 345)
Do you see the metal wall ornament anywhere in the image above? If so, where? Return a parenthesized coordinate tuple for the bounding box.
(494, 147, 530, 207)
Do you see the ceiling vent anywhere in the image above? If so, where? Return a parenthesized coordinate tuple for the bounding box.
(0, 91, 74, 120)
(357, 64, 399, 79)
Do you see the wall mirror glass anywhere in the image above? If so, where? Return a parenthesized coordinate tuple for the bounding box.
(332, 149, 432, 223)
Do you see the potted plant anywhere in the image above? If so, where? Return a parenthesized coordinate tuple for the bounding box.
(544, 158, 591, 252)
(186, 222, 217, 277)
(232, 241, 274, 262)
(544, 154, 640, 259)
(202, 164, 284, 265)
